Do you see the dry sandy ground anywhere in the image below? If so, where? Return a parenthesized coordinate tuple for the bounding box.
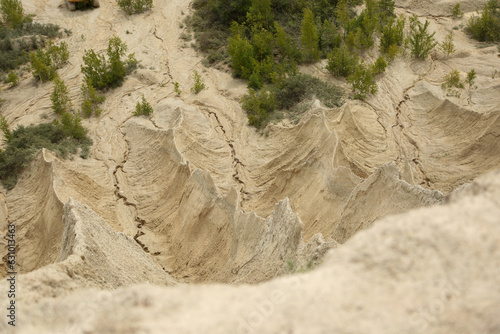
(0, 0, 499, 332)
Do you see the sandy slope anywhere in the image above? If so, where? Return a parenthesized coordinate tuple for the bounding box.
(0, 0, 499, 331)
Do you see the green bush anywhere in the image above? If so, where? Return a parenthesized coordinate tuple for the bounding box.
(406, 15, 437, 59)
(174, 81, 181, 96)
(29, 41, 69, 81)
(191, 70, 206, 94)
(442, 69, 464, 89)
(273, 73, 343, 110)
(0, 22, 63, 72)
(452, 3, 464, 18)
(465, 68, 477, 89)
(0, 0, 24, 28)
(5, 70, 18, 86)
(466, 0, 500, 42)
(380, 15, 405, 55)
(348, 63, 377, 100)
(133, 95, 153, 116)
(371, 56, 387, 75)
(241, 88, 275, 128)
(81, 80, 105, 118)
(51, 76, 71, 115)
(326, 45, 359, 78)
(0, 119, 92, 189)
(81, 36, 137, 90)
(117, 0, 153, 15)
(439, 31, 456, 57)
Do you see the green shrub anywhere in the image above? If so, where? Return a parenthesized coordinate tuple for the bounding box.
(442, 69, 464, 89)
(81, 80, 105, 117)
(274, 73, 343, 110)
(174, 81, 181, 96)
(81, 36, 137, 90)
(439, 31, 456, 57)
(191, 70, 206, 94)
(465, 68, 477, 89)
(227, 24, 255, 79)
(326, 45, 359, 78)
(51, 76, 71, 115)
(371, 56, 387, 75)
(380, 15, 405, 54)
(5, 70, 18, 86)
(29, 41, 69, 81)
(0, 120, 92, 189)
(0, 0, 24, 28)
(452, 3, 464, 18)
(117, 0, 153, 15)
(133, 96, 153, 116)
(406, 15, 437, 59)
(0, 22, 63, 72)
(241, 88, 275, 128)
(466, 0, 500, 42)
(348, 63, 377, 99)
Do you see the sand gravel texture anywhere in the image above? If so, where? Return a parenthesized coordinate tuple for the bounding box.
(0, 0, 499, 332)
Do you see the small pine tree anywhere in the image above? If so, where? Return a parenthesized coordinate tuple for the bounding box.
(406, 15, 438, 59)
(51, 76, 72, 115)
(228, 23, 255, 79)
(371, 56, 387, 75)
(0, 0, 24, 28)
(133, 96, 154, 116)
(246, 0, 272, 30)
(300, 8, 320, 63)
(81, 80, 105, 118)
(465, 69, 477, 89)
(326, 45, 359, 77)
(439, 31, 456, 57)
(452, 3, 464, 18)
(5, 71, 18, 87)
(335, 0, 350, 39)
(191, 70, 206, 94)
(174, 81, 181, 96)
(348, 63, 378, 100)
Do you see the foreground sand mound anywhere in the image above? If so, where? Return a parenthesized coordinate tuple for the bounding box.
(5, 169, 499, 334)
(0, 198, 175, 311)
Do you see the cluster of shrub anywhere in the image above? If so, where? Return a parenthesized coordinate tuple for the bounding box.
(466, 0, 500, 42)
(191, 0, 459, 127)
(0, 0, 67, 84)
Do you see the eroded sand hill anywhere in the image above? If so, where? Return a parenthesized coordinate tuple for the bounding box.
(0, 0, 499, 332)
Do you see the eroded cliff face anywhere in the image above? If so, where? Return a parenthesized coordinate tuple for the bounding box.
(0, 0, 499, 332)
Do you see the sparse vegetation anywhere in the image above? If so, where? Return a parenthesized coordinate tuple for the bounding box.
(452, 3, 464, 19)
(51, 76, 72, 115)
(5, 70, 18, 86)
(0, 0, 24, 28)
(466, 0, 500, 42)
(242, 73, 343, 128)
(81, 36, 137, 90)
(406, 15, 437, 59)
(174, 81, 181, 96)
(348, 62, 378, 100)
(81, 80, 105, 118)
(117, 0, 153, 15)
(191, 70, 206, 94)
(133, 95, 153, 116)
(0, 117, 91, 190)
(439, 31, 456, 57)
(29, 41, 69, 82)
